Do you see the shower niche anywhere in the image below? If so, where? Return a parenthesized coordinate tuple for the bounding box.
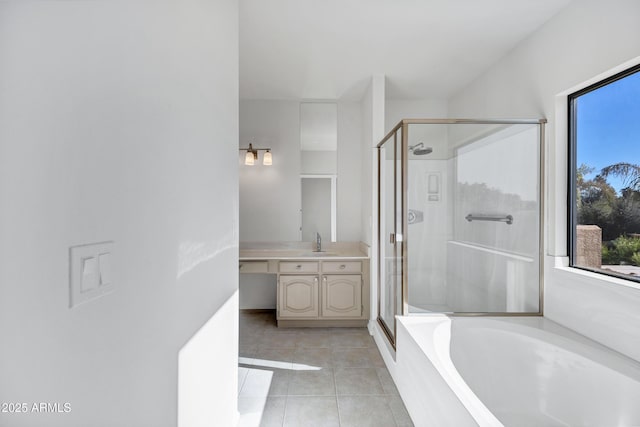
(377, 119, 546, 346)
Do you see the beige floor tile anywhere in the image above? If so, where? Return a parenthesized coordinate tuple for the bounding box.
(292, 347, 333, 369)
(337, 395, 397, 427)
(387, 395, 414, 427)
(254, 348, 295, 370)
(368, 348, 387, 368)
(295, 331, 333, 348)
(240, 345, 258, 358)
(288, 368, 336, 396)
(331, 332, 374, 348)
(238, 312, 415, 427)
(297, 327, 337, 334)
(331, 327, 369, 335)
(240, 333, 262, 347)
(240, 368, 291, 397)
(283, 396, 340, 427)
(258, 332, 299, 348)
(239, 316, 271, 331)
(238, 366, 250, 396)
(376, 368, 399, 395)
(332, 348, 373, 368)
(334, 368, 385, 395)
(238, 396, 286, 427)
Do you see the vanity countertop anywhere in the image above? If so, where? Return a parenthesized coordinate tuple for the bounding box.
(239, 241, 369, 260)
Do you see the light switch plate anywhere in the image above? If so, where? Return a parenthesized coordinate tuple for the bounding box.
(81, 256, 99, 291)
(70, 241, 114, 308)
(98, 253, 112, 285)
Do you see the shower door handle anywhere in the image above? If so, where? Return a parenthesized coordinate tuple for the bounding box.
(389, 233, 403, 244)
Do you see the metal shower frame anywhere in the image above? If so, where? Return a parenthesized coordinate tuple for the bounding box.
(376, 118, 547, 348)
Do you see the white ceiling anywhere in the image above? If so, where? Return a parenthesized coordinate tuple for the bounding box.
(240, 0, 572, 100)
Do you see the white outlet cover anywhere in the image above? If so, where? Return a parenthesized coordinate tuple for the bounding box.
(70, 241, 114, 308)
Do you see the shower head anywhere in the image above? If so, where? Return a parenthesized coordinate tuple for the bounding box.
(408, 142, 433, 156)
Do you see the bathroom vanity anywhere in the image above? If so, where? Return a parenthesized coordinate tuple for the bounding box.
(239, 242, 370, 327)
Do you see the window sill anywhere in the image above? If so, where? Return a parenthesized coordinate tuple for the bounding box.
(552, 258, 640, 292)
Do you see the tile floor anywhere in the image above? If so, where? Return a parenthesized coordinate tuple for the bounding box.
(238, 310, 414, 427)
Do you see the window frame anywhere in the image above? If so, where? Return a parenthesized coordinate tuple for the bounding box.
(568, 63, 640, 281)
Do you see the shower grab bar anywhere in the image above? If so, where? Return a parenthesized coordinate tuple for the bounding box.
(465, 214, 513, 225)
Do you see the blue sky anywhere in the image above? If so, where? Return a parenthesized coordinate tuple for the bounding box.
(577, 69, 640, 193)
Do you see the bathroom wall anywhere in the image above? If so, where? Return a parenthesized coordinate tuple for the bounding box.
(385, 98, 448, 132)
(337, 102, 363, 242)
(239, 100, 363, 242)
(0, 1, 239, 426)
(361, 86, 375, 246)
(239, 100, 363, 309)
(361, 76, 385, 329)
(240, 100, 301, 242)
(448, 0, 640, 361)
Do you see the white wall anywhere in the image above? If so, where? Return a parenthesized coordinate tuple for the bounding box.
(239, 100, 301, 242)
(0, 1, 239, 426)
(361, 87, 374, 246)
(448, 0, 640, 362)
(385, 98, 448, 133)
(385, 98, 451, 160)
(361, 76, 386, 247)
(239, 99, 363, 243)
(337, 102, 363, 241)
(301, 150, 337, 174)
(361, 76, 385, 335)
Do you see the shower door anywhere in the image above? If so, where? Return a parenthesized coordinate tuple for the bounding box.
(377, 119, 546, 347)
(377, 125, 405, 346)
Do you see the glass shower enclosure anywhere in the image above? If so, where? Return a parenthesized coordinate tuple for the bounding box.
(377, 119, 546, 347)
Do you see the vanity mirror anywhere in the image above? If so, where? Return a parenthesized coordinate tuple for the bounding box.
(300, 102, 337, 243)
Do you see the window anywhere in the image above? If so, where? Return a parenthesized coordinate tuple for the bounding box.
(569, 64, 640, 281)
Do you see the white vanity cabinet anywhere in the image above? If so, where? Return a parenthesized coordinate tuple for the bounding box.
(276, 259, 369, 327)
(278, 275, 319, 318)
(321, 275, 362, 318)
(239, 244, 370, 327)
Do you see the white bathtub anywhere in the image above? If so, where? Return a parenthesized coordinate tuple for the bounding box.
(394, 315, 640, 427)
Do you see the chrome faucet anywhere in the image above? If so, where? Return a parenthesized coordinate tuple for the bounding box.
(316, 232, 322, 252)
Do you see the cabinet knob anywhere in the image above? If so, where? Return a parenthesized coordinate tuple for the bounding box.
(296, 264, 302, 270)
(340, 264, 346, 269)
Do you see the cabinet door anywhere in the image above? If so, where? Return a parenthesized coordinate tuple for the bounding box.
(321, 275, 362, 318)
(278, 275, 319, 318)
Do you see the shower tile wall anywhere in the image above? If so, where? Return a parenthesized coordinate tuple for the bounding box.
(407, 159, 453, 311)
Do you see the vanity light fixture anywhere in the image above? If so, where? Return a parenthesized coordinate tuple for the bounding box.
(244, 148, 255, 165)
(240, 143, 272, 166)
(263, 150, 272, 166)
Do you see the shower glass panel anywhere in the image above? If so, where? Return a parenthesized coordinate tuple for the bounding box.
(377, 119, 545, 346)
(378, 127, 404, 344)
